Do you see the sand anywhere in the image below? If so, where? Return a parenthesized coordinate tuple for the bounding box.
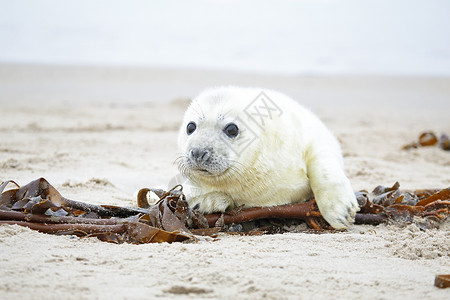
(0, 64, 449, 299)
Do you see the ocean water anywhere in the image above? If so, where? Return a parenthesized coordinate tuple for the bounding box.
(0, 0, 449, 76)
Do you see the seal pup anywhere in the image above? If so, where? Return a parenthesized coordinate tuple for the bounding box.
(177, 86, 359, 229)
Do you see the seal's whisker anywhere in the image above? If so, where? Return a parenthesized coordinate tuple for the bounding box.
(174, 155, 186, 166)
(191, 100, 205, 120)
(227, 166, 246, 191)
(227, 160, 246, 177)
(220, 103, 233, 120)
(228, 159, 246, 170)
(179, 165, 190, 179)
(228, 164, 245, 178)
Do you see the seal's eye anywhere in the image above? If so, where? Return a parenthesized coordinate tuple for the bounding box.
(186, 122, 196, 135)
(224, 123, 239, 138)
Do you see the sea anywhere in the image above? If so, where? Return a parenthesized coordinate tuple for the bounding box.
(0, 0, 449, 76)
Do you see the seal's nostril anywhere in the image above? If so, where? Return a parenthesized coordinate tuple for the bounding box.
(201, 149, 211, 161)
(190, 148, 211, 163)
(189, 149, 196, 160)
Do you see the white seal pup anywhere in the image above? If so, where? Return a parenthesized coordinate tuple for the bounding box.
(177, 86, 359, 229)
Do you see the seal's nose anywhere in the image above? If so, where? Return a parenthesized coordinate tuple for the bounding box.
(189, 148, 211, 164)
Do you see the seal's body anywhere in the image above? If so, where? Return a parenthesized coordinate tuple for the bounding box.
(177, 86, 358, 229)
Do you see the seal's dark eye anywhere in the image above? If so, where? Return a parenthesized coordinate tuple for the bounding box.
(224, 123, 239, 138)
(186, 122, 196, 135)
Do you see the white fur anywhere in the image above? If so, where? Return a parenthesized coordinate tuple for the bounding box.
(177, 86, 359, 229)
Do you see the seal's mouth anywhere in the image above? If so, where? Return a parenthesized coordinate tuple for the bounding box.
(192, 167, 217, 176)
(188, 165, 229, 178)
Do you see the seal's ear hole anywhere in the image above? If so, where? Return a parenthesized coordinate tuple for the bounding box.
(186, 122, 197, 135)
(223, 123, 239, 138)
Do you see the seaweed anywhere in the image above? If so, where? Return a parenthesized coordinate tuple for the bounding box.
(0, 178, 207, 243)
(204, 182, 449, 231)
(0, 178, 449, 243)
(355, 182, 449, 229)
(435, 274, 450, 289)
(403, 131, 450, 151)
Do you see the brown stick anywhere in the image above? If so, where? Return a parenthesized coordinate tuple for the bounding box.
(63, 198, 150, 218)
(0, 213, 193, 243)
(204, 201, 322, 227)
(0, 220, 127, 235)
(0, 209, 126, 225)
(203, 201, 390, 228)
(354, 213, 387, 225)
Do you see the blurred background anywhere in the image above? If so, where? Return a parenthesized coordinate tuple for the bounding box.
(0, 0, 449, 196)
(1, 0, 449, 76)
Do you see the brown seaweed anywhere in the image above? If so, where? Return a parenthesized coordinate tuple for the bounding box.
(203, 181, 449, 230)
(204, 199, 328, 230)
(0, 178, 205, 244)
(1, 178, 449, 243)
(403, 131, 450, 151)
(435, 274, 450, 289)
(440, 133, 450, 151)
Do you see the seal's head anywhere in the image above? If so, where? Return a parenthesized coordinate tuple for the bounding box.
(177, 87, 264, 188)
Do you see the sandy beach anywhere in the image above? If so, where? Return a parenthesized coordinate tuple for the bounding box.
(0, 64, 449, 299)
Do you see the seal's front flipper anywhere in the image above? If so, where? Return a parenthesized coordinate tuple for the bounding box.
(187, 191, 233, 214)
(305, 146, 359, 229)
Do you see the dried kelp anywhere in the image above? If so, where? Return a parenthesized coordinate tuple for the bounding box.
(204, 199, 328, 230)
(403, 131, 450, 151)
(203, 182, 449, 231)
(435, 274, 450, 289)
(355, 182, 449, 229)
(136, 186, 208, 230)
(0, 178, 449, 243)
(0, 178, 206, 244)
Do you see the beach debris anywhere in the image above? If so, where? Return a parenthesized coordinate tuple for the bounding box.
(440, 133, 450, 151)
(0, 178, 206, 244)
(402, 131, 450, 151)
(203, 182, 449, 231)
(434, 274, 450, 289)
(1, 178, 449, 243)
(204, 199, 329, 230)
(355, 182, 449, 229)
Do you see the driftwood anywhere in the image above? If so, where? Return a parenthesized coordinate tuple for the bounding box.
(1, 178, 449, 243)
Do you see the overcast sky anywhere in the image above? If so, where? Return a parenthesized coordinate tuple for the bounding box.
(0, 0, 449, 75)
